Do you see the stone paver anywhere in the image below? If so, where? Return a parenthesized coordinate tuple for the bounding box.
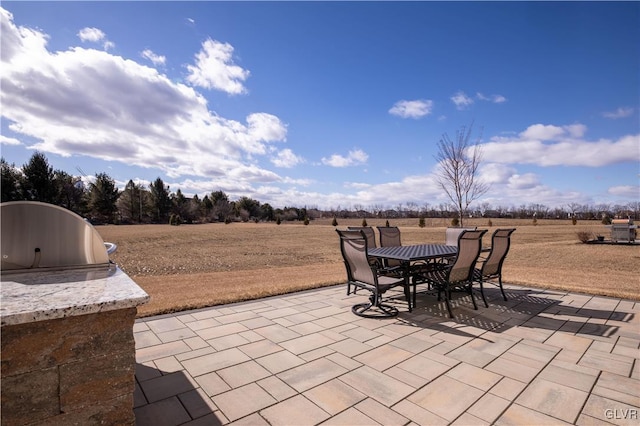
(303, 378, 366, 415)
(515, 378, 589, 423)
(408, 375, 485, 421)
(260, 394, 330, 425)
(134, 284, 640, 425)
(277, 358, 347, 392)
(212, 383, 276, 422)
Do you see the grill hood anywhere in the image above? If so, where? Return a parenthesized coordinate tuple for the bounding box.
(1, 201, 113, 274)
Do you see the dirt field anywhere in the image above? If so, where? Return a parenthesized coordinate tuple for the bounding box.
(96, 218, 640, 317)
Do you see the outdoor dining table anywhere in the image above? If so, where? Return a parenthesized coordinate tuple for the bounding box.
(367, 244, 459, 309)
(367, 244, 458, 263)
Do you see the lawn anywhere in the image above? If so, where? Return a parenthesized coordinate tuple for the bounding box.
(96, 218, 640, 317)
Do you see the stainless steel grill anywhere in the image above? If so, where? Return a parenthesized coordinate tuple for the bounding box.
(610, 219, 636, 243)
(1, 201, 116, 274)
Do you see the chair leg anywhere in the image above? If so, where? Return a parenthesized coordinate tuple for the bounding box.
(412, 281, 417, 308)
(444, 285, 454, 318)
(479, 279, 489, 308)
(468, 282, 478, 310)
(404, 282, 412, 312)
(498, 276, 507, 301)
(351, 292, 399, 318)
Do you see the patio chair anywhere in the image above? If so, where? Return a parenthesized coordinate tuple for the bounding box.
(445, 226, 478, 246)
(347, 226, 377, 248)
(473, 228, 516, 307)
(377, 226, 403, 269)
(412, 229, 487, 318)
(442, 226, 478, 264)
(336, 229, 411, 317)
(347, 226, 399, 276)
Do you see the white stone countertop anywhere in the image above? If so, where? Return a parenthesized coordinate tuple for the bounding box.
(1, 265, 150, 326)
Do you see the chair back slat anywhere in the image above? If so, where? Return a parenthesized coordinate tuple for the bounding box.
(377, 226, 402, 267)
(449, 229, 487, 282)
(347, 226, 377, 248)
(445, 227, 477, 246)
(483, 228, 516, 276)
(377, 226, 401, 247)
(337, 230, 375, 284)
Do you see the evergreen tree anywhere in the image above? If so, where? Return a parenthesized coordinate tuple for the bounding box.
(149, 177, 172, 223)
(21, 151, 57, 203)
(1, 158, 22, 202)
(54, 169, 87, 215)
(118, 179, 145, 223)
(88, 172, 119, 223)
(202, 195, 213, 221)
(210, 190, 231, 222)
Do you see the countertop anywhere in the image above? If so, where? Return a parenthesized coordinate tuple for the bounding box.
(1, 265, 150, 326)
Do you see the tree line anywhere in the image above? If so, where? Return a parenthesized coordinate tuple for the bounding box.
(0, 152, 302, 224)
(2, 152, 638, 225)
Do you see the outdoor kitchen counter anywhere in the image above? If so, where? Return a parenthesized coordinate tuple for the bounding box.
(0, 265, 149, 326)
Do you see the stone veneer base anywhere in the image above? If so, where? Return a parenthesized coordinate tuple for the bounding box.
(1, 307, 137, 425)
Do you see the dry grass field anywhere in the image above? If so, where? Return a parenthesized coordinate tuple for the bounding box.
(96, 218, 640, 318)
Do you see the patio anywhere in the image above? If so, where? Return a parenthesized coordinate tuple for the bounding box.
(134, 284, 639, 425)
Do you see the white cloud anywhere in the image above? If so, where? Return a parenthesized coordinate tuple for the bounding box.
(77, 27, 114, 50)
(345, 182, 371, 189)
(185, 38, 249, 94)
(476, 92, 507, 103)
(519, 124, 565, 140)
(321, 149, 368, 167)
(482, 123, 640, 167)
(450, 91, 474, 110)
(77, 27, 105, 43)
(608, 185, 639, 198)
(564, 123, 587, 138)
(507, 173, 541, 190)
(603, 107, 634, 119)
(0, 134, 22, 145)
(271, 148, 304, 168)
(0, 9, 286, 184)
(141, 49, 165, 66)
(388, 99, 433, 119)
(479, 163, 516, 185)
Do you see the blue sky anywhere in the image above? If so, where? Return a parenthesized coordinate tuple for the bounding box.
(1, 1, 638, 211)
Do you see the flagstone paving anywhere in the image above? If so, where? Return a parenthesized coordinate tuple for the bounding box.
(134, 284, 640, 425)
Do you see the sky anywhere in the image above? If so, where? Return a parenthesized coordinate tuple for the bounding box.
(1, 1, 639, 211)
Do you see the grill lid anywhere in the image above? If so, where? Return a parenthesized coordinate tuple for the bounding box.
(1, 201, 112, 273)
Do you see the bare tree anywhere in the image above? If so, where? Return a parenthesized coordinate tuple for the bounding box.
(434, 124, 489, 226)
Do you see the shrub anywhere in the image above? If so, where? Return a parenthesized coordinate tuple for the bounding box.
(304, 217, 310, 225)
(576, 230, 593, 243)
(602, 216, 612, 225)
(487, 219, 493, 227)
(533, 217, 538, 226)
(362, 218, 368, 227)
(572, 217, 577, 225)
(418, 217, 425, 228)
(276, 217, 281, 225)
(169, 214, 182, 226)
(331, 217, 338, 227)
(385, 220, 390, 227)
(451, 217, 460, 227)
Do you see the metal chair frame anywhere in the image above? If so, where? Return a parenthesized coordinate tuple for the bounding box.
(474, 228, 516, 307)
(412, 229, 487, 318)
(337, 229, 411, 318)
